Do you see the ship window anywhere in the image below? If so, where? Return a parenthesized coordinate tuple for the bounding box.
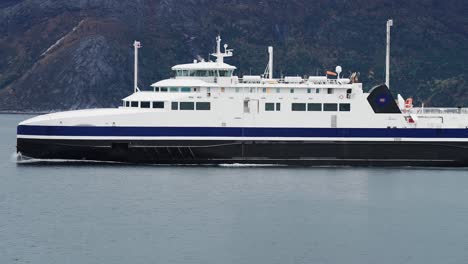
(221, 87, 225, 93)
(276, 88, 280, 93)
(196, 102, 210, 110)
(324, 103, 338, 111)
(125, 101, 130, 107)
(327, 88, 334, 94)
(141, 101, 151, 108)
(307, 88, 312, 94)
(154, 87, 160, 92)
(153, 101, 164, 109)
(262, 88, 267, 93)
(235, 87, 240, 93)
(180, 102, 195, 110)
(170, 87, 179, 92)
(181, 87, 191, 92)
(292, 103, 306, 111)
(171, 102, 178, 110)
(307, 103, 322, 111)
(265, 103, 275, 111)
(161, 87, 168, 92)
(339, 103, 351, 112)
(276, 103, 281, 111)
(316, 89, 320, 94)
(290, 88, 295, 93)
(131, 101, 139, 108)
(218, 70, 233, 77)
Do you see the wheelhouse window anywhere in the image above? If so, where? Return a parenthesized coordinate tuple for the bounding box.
(161, 87, 168, 92)
(324, 103, 338, 111)
(125, 101, 130, 107)
(307, 103, 322, 111)
(141, 101, 151, 108)
(180, 102, 195, 110)
(153, 101, 164, 109)
(176, 70, 190, 77)
(339, 103, 351, 112)
(292, 103, 306, 111)
(180, 87, 191, 92)
(218, 70, 233, 77)
(171, 102, 178, 110)
(170, 87, 179, 92)
(196, 102, 211, 110)
(154, 87, 160, 92)
(130, 101, 139, 108)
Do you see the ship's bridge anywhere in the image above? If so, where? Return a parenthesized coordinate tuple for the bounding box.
(172, 35, 236, 84)
(172, 61, 236, 82)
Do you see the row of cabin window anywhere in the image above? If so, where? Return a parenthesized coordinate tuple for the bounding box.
(126, 101, 165, 108)
(126, 101, 211, 110)
(154, 87, 345, 94)
(264, 103, 350, 112)
(171, 102, 211, 111)
(290, 103, 351, 112)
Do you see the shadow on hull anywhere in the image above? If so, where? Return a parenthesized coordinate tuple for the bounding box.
(16, 138, 468, 167)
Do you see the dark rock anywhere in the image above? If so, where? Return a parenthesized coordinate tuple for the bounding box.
(0, 0, 467, 111)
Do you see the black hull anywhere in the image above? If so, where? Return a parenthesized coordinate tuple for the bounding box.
(16, 138, 468, 167)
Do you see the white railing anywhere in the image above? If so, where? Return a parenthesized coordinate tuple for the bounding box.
(409, 107, 468, 115)
(237, 78, 349, 85)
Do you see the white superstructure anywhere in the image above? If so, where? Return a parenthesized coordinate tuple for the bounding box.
(21, 35, 468, 132)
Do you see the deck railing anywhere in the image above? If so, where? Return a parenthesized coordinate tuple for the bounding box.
(409, 107, 468, 115)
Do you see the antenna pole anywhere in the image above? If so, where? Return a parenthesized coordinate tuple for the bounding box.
(268, 46, 273, 79)
(386, 19, 393, 89)
(216, 35, 223, 63)
(133, 40, 141, 93)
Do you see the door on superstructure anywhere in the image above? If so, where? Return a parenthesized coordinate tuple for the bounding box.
(243, 99, 259, 114)
(331, 115, 337, 128)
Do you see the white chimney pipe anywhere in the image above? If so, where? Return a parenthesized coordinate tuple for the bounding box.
(386, 19, 393, 89)
(133, 40, 141, 93)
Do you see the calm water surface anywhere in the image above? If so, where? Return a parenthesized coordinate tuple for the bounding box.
(1, 114, 468, 264)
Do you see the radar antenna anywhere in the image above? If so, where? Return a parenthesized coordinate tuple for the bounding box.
(210, 35, 233, 63)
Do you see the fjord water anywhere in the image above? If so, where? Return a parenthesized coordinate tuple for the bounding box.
(1, 114, 468, 264)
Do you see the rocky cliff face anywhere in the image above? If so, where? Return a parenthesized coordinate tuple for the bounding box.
(0, 0, 467, 111)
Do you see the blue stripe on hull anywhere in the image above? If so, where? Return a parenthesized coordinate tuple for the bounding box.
(17, 125, 468, 138)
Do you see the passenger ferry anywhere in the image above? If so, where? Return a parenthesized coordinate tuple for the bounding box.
(16, 22, 468, 166)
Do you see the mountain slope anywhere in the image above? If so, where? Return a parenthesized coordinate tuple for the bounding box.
(0, 0, 467, 111)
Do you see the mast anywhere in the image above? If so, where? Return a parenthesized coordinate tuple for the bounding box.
(264, 46, 274, 79)
(133, 40, 142, 93)
(211, 35, 232, 64)
(386, 19, 393, 89)
(268, 46, 273, 79)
